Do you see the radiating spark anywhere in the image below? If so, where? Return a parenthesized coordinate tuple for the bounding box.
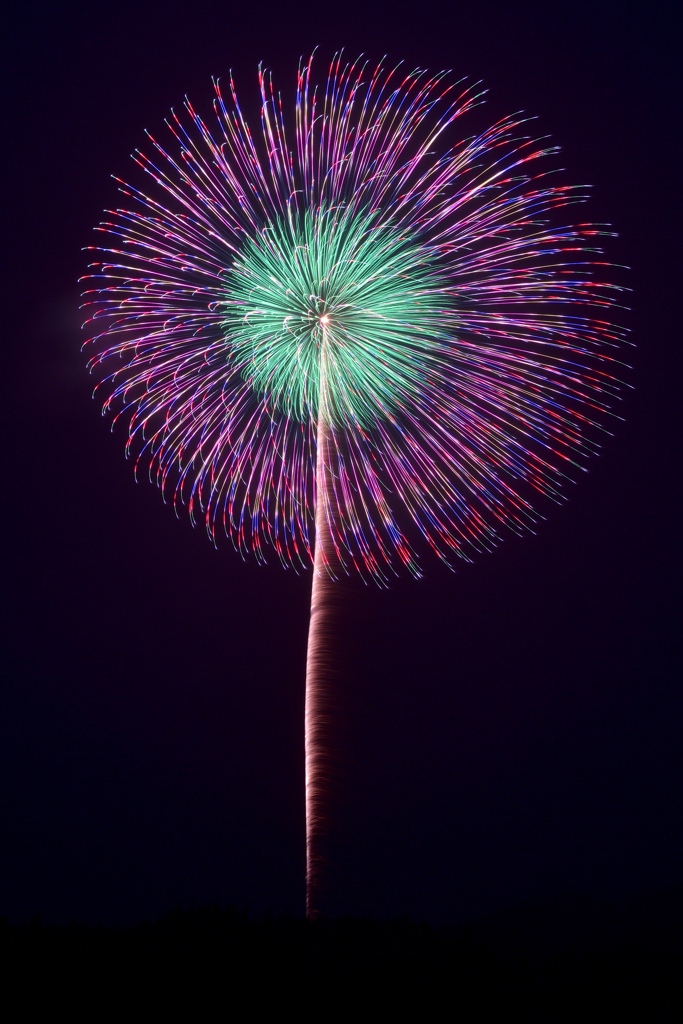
(82, 54, 627, 585)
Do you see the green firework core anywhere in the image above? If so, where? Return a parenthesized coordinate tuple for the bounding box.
(222, 207, 448, 426)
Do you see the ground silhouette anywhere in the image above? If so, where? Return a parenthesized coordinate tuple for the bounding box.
(2, 886, 682, 1020)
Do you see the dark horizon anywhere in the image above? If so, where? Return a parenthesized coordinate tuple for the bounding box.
(1, 0, 680, 928)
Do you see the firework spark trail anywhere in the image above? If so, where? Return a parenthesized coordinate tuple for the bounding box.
(305, 320, 343, 917)
(81, 54, 628, 917)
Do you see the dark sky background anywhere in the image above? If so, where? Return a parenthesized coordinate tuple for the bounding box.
(1, 0, 680, 926)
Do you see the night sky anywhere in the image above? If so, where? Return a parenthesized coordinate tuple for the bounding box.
(2, 1, 680, 926)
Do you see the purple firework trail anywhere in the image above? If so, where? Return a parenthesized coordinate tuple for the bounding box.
(81, 54, 628, 917)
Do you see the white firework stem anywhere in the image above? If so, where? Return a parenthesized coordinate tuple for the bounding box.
(304, 323, 344, 918)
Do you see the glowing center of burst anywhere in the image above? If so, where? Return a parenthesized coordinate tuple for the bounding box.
(222, 208, 446, 425)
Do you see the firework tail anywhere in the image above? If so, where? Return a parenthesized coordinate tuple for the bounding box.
(306, 323, 336, 918)
(304, 484, 334, 918)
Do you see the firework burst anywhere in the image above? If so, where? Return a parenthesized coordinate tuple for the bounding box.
(82, 53, 627, 915)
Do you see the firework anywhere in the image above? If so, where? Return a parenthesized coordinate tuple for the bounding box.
(82, 54, 627, 916)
